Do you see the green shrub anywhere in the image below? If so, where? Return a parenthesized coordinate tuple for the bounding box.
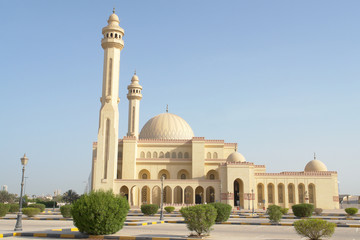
(8, 204, 19, 213)
(294, 219, 336, 240)
(314, 208, 323, 215)
(22, 207, 40, 217)
(345, 208, 358, 216)
(280, 208, 289, 215)
(292, 203, 314, 218)
(180, 204, 217, 236)
(266, 205, 283, 223)
(36, 201, 57, 208)
(60, 205, 72, 218)
(28, 203, 45, 212)
(0, 203, 10, 217)
(71, 190, 129, 235)
(164, 206, 175, 213)
(141, 204, 159, 215)
(209, 202, 232, 223)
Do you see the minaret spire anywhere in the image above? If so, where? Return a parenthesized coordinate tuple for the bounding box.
(92, 11, 124, 191)
(166, 104, 168, 113)
(127, 72, 143, 138)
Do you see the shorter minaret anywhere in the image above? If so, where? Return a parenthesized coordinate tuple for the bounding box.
(127, 72, 143, 137)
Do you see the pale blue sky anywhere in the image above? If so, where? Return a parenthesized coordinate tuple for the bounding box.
(0, 1, 359, 196)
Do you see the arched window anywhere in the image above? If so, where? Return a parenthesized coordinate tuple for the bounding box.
(298, 184, 305, 203)
(308, 184, 315, 204)
(178, 152, 183, 158)
(207, 152, 211, 159)
(106, 33, 109, 38)
(181, 174, 186, 179)
(146, 152, 151, 158)
(267, 184, 274, 204)
(115, 33, 117, 38)
(288, 184, 295, 204)
(110, 33, 113, 38)
(142, 173, 147, 179)
(210, 174, 215, 180)
(165, 152, 170, 158)
(153, 152, 158, 158)
(140, 151, 145, 158)
(278, 184, 285, 204)
(171, 152, 176, 158)
(257, 184, 264, 203)
(159, 152, 164, 158)
(213, 152, 218, 159)
(184, 152, 189, 158)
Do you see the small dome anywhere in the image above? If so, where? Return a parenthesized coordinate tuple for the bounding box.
(226, 152, 246, 162)
(128, 73, 142, 89)
(304, 159, 328, 172)
(108, 13, 119, 23)
(139, 113, 194, 140)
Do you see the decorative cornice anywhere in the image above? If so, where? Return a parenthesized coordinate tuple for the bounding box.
(254, 165, 266, 168)
(101, 41, 124, 50)
(192, 137, 205, 141)
(138, 139, 192, 143)
(255, 171, 337, 176)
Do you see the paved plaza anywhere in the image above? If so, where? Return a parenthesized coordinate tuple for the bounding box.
(1, 209, 360, 239)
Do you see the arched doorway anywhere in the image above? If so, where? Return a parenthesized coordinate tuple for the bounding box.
(206, 186, 215, 203)
(184, 186, 193, 204)
(141, 186, 150, 204)
(152, 186, 160, 206)
(257, 183, 264, 209)
(130, 185, 140, 207)
(277, 183, 285, 206)
(120, 186, 129, 200)
(195, 186, 204, 204)
(234, 179, 244, 208)
(267, 183, 275, 204)
(174, 186, 183, 204)
(164, 186, 172, 204)
(288, 184, 295, 206)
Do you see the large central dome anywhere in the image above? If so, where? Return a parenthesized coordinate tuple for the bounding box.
(139, 113, 194, 140)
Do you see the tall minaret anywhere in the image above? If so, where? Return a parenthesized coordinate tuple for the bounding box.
(92, 10, 124, 190)
(127, 72, 143, 137)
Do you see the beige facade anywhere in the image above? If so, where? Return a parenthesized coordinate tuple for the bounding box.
(91, 12, 339, 210)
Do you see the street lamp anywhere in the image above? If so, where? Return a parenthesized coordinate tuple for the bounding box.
(159, 176, 164, 221)
(14, 154, 29, 231)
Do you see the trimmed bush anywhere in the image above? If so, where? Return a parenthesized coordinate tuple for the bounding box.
(345, 208, 358, 216)
(314, 208, 323, 215)
(266, 205, 282, 223)
(280, 208, 289, 215)
(180, 204, 217, 236)
(22, 207, 40, 217)
(0, 203, 10, 217)
(71, 190, 129, 235)
(294, 219, 336, 240)
(28, 203, 45, 212)
(164, 206, 175, 213)
(8, 203, 19, 213)
(209, 202, 232, 223)
(292, 203, 314, 218)
(60, 205, 72, 218)
(141, 204, 159, 216)
(36, 201, 57, 208)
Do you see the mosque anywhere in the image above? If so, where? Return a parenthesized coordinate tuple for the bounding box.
(91, 11, 339, 209)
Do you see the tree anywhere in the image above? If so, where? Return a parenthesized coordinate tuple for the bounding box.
(63, 190, 80, 204)
(0, 191, 16, 203)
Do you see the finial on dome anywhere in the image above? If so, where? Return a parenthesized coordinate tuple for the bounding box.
(314, 152, 316, 160)
(113, 8, 115, 13)
(134, 69, 136, 75)
(166, 104, 168, 113)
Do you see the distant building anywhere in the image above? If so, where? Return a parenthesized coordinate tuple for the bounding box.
(1, 185, 8, 192)
(91, 11, 339, 210)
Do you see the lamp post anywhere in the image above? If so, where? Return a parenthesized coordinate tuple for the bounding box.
(14, 154, 29, 231)
(251, 189, 254, 214)
(159, 176, 164, 221)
